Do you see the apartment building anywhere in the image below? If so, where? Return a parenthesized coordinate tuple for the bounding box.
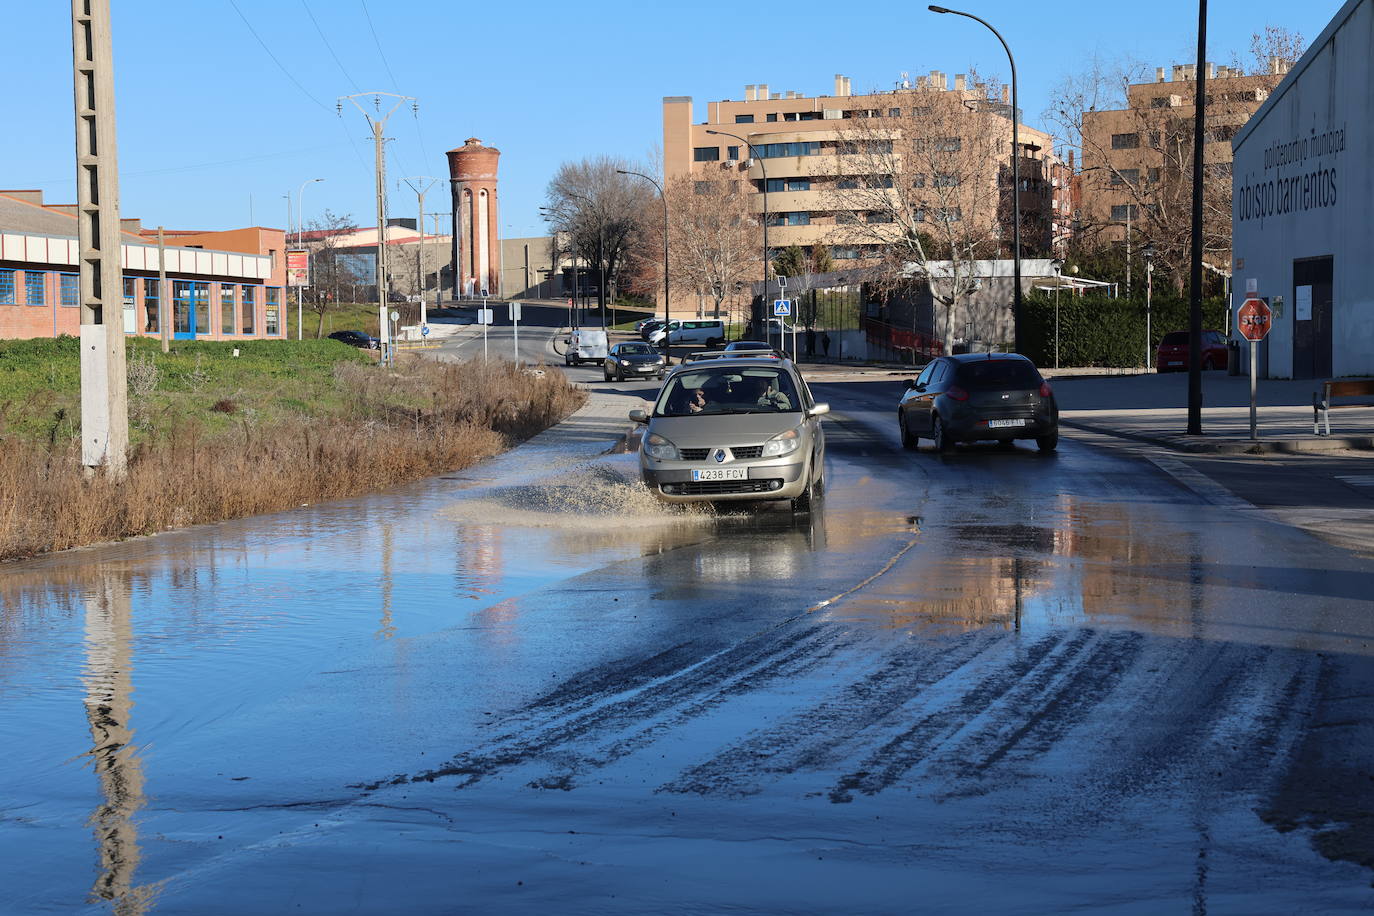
(663, 72, 1069, 264)
(1080, 60, 1291, 265)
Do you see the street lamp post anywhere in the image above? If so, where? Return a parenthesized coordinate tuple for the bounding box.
(295, 177, 324, 341)
(1143, 243, 1155, 370)
(928, 5, 1022, 353)
(706, 128, 769, 346)
(567, 192, 607, 332)
(1051, 257, 1064, 369)
(618, 169, 672, 364)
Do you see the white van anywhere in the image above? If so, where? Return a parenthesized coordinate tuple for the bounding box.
(649, 319, 727, 348)
(565, 328, 609, 365)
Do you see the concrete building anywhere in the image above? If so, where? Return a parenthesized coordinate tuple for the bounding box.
(447, 138, 501, 297)
(0, 190, 285, 340)
(1080, 59, 1291, 269)
(663, 73, 1069, 262)
(1231, 0, 1372, 379)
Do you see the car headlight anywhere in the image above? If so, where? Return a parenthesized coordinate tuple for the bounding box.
(620, 359, 631, 366)
(761, 426, 803, 457)
(643, 432, 680, 461)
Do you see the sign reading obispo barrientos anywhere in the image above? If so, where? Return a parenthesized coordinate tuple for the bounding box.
(1235, 125, 1345, 227)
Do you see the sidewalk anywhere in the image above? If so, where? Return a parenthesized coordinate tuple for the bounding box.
(1051, 372, 1374, 454)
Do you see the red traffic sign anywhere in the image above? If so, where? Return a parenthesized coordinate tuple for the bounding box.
(1237, 297, 1272, 341)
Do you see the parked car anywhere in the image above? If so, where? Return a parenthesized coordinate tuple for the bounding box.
(638, 318, 667, 341)
(897, 353, 1058, 453)
(604, 341, 666, 381)
(564, 328, 609, 365)
(649, 319, 728, 348)
(635, 317, 666, 335)
(630, 358, 828, 509)
(1156, 329, 1228, 372)
(328, 330, 379, 350)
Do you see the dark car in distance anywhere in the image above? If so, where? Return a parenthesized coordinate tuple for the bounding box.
(604, 341, 666, 381)
(328, 330, 379, 349)
(1156, 329, 1228, 372)
(898, 353, 1058, 453)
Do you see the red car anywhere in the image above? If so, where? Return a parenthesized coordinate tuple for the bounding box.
(1156, 329, 1228, 372)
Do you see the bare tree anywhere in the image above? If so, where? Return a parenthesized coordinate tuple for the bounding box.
(832, 84, 1009, 353)
(544, 157, 655, 311)
(303, 210, 362, 337)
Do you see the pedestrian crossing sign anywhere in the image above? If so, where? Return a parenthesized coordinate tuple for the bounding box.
(773, 299, 792, 316)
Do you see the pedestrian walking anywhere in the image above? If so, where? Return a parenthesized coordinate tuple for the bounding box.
(821, 332, 832, 358)
(805, 327, 816, 358)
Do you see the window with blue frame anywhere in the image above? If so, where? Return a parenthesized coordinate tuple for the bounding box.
(265, 287, 281, 335)
(0, 269, 14, 305)
(144, 279, 160, 333)
(25, 271, 45, 306)
(769, 212, 811, 226)
(766, 178, 811, 192)
(221, 284, 236, 334)
(756, 141, 819, 158)
(240, 286, 256, 335)
(59, 273, 79, 307)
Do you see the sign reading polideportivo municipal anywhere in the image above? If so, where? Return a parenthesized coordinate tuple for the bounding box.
(1235, 125, 1346, 227)
(286, 249, 310, 287)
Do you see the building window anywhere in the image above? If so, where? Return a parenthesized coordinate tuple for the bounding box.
(693, 146, 721, 162)
(221, 284, 236, 334)
(734, 114, 755, 124)
(1110, 169, 1140, 186)
(933, 173, 959, 188)
(836, 212, 860, 224)
(866, 212, 894, 223)
(934, 207, 962, 222)
(756, 141, 820, 158)
(0, 269, 13, 305)
(241, 286, 256, 335)
(1111, 132, 1140, 149)
(1110, 204, 1139, 221)
(1206, 124, 1239, 143)
(912, 208, 926, 223)
(833, 246, 862, 260)
(912, 174, 926, 188)
(798, 112, 820, 121)
(865, 175, 894, 189)
(60, 273, 79, 307)
(889, 108, 901, 118)
(783, 112, 798, 121)
(123, 277, 137, 332)
(726, 145, 740, 160)
(25, 271, 45, 306)
(770, 212, 811, 227)
(766, 113, 778, 122)
(144, 278, 160, 333)
(1148, 168, 1161, 183)
(694, 181, 714, 195)
(837, 177, 859, 190)
(766, 178, 811, 192)
(265, 287, 281, 335)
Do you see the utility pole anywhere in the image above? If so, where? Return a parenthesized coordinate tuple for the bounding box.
(338, 92, 416, 367)
(157, 227, 169, 354)
(399, 176, 440, 329)
(72, 0, 128, 477)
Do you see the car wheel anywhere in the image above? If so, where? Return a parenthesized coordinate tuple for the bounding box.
(933, 416, 953, 454)
(603, 367, 612, 381)
(791, 467, 817, 513)
(708, 337, 724, 349)
(899, 412, 918, 450)
(1037, 429, 1059, 452)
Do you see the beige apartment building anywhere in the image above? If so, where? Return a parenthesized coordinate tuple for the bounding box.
(1080, 60, 1292, 269)
(663, 73, 1071, 264)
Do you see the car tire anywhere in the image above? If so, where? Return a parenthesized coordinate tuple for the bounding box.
(791, 467, 817, 513)
(899, 412, 919, 450)
(1037, 429, 1059, 452)
(933, 416, 954, 454)
(603, 368, 612, 381)
(708, 337, 725, 349)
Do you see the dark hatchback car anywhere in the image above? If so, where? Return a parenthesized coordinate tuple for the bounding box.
(328, 330, 379, 349)
(604, 341, 666, 381)
(1156, 329, 1228, 372)
(898, 353, 1058, 453)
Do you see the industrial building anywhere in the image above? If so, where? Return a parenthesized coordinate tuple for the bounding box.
(1230, 0, 1372, 378)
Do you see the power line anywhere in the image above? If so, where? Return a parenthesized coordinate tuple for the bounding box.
(227, 0, 330, 112)
(359, 0, 401, 90)
(301, 0, 361, 92)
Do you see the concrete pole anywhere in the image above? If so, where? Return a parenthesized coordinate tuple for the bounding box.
(72, 0, 128, 477)
(372, 122, 389, 363)
(157, 227, 169, 354)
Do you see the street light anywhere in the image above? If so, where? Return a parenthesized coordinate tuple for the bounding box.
(295, 177, 324, 340)
(567, 192, 607, 332)
(540, 206, 580, 329)
(618, 169, 672, 365)
(705, 128, 770, 346)
(928, 5, 1022, 353)
(1051, 257, 1064, 369)
(1143, 243, 1155, 370)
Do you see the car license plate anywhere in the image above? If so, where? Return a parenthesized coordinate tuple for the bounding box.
(1169, 360, 1183, 366)
(692, 468, 746, 481)
(987, 418, 1027, 429)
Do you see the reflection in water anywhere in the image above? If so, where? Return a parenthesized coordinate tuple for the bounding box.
(377, 524, 396, 641)
(81, 567, 157, 913)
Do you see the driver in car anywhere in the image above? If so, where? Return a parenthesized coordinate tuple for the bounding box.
(744, 376, 792, 411)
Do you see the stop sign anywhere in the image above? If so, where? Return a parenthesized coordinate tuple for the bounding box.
(1237, 297, 1272, 341)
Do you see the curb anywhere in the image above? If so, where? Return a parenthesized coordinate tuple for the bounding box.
(1061, 417, 1374, 455)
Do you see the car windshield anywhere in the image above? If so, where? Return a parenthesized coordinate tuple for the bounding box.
(726, 341, 770, 350)
(1160, 332, 1189, 345)
(954, 359, 1042, 390)
(620, 343, 654, 355)
(655, 366, 800, 416)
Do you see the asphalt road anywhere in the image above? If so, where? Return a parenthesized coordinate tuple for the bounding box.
(4, 348, 1374, 912)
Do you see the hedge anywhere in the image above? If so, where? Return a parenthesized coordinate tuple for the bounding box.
(1019, 291, 1229, 368)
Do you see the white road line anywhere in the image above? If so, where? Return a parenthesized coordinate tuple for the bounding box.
(1336, 475, 1374, 489)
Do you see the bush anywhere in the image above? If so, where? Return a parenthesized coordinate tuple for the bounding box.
(1019, 291, 1229, 368)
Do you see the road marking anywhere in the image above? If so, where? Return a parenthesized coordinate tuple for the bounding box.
(1336, 475, 1374, 489)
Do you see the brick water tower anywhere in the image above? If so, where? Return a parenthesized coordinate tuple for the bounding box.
(446, 138, 501, 298)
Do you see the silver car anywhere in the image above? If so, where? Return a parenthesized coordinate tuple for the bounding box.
(629, 358, 828, 509)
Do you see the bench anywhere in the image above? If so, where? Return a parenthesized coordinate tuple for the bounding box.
(1313, 379, 1374, 436)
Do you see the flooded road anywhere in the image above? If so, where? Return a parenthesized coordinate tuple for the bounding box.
(3, 373, 1374, 913)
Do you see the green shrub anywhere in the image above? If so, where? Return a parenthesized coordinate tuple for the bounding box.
(1020, 291, 1229, 368)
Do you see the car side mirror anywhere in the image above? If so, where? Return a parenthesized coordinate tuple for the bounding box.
(905, 379, 918, 390)
(628, 408, 649, 424)
(809, 403, 830, 417)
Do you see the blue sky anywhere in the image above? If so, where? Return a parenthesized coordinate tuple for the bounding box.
(6, 1, 1342, 241)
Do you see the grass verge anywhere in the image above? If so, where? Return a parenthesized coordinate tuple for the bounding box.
(0, 337, 585, 562)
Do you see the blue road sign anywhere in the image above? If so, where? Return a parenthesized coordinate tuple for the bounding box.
(773, 299, 792, 317)
(420, 325, 430, 337)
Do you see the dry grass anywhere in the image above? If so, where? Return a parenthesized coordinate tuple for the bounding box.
(0, 357, 584, 562)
